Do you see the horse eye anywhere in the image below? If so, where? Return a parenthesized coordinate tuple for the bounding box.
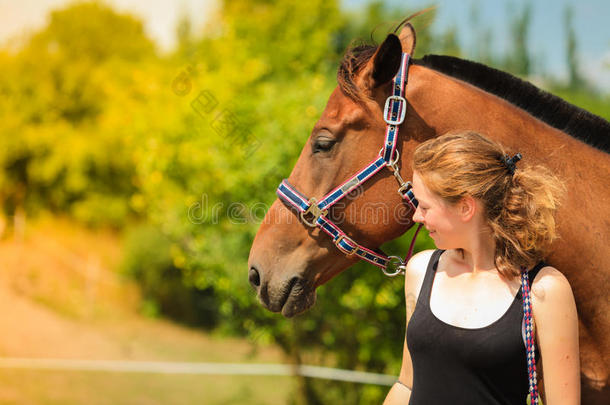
(313, 139, 336, 153)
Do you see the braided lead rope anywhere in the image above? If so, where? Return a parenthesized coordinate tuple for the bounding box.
(521, 268, 539, 405)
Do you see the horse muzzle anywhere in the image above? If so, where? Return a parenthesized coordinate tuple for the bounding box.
(248, 265, 316, 317)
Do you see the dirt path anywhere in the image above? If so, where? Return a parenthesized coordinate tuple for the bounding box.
(0, 217, 283, 363)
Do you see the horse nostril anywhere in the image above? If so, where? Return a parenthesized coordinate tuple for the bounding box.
(249, 266, 261, 289)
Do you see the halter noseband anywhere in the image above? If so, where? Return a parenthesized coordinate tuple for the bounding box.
(276, 53, 422, 276)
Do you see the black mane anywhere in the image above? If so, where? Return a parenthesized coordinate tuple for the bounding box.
(413, 54, 610, 153)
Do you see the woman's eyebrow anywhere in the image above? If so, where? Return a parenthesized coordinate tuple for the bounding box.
(416, 195, 431, 206)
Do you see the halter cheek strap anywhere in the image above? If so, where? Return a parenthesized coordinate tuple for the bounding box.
(276, 53, 421, 276)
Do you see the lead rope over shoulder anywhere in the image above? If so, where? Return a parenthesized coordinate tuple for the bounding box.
(521, 268, 540, 405)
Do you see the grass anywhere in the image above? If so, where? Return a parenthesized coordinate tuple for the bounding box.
(0, 370, 292, 405)
(0, 216, 292, 404)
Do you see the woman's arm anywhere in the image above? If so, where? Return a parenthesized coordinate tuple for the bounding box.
(383, 338, 413, 405)
(532, 266, 580, 404)
(383, 250, 434, 405)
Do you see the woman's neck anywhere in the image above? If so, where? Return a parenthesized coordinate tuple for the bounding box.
(456, 226, 497, 275)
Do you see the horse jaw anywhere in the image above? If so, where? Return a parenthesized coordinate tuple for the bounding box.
(248, 200, 357, 317)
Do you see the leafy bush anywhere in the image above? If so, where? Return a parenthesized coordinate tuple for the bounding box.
(120, 224, 218, 328)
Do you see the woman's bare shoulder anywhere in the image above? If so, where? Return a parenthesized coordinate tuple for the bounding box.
(530, 265, 576, 307)
(404, 249, 436, 299)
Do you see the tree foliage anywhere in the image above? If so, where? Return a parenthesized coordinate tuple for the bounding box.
(504, 1, 532, 76)
(1, 1, 607, 403)
(0, 2, 156, 226)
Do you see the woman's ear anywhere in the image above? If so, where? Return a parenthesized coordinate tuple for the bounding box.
(459, 196, 477, 222)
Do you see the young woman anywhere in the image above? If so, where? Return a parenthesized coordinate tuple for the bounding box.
(384, 132, 580, 404)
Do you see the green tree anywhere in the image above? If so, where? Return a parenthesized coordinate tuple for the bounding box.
(436, 24, 462, 57)
(504, 1, 532, 76)
(564, 5, 585, 89)
(466, 1, 493, 63)
(0, 2, 156, 227)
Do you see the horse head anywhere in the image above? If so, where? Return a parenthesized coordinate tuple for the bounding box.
(248, 25, 431, 317)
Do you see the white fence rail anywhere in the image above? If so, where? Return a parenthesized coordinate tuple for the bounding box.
(0, 358, 396, 386)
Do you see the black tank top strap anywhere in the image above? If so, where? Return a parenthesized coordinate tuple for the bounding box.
(416, 249, 445, 307)
(526, 261, 546, 287)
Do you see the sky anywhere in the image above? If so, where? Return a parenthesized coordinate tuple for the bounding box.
(0, 0, 216, 50)
(0, 0, 608, 89)
(370, 0, 610, 89)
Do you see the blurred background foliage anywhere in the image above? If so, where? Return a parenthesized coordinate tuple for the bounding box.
(0, 0, 608, 403)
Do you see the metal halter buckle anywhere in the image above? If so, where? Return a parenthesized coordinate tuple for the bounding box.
(383, 95, 407, 125)
(300, 198, 328, 227)
(382, 256, 405, 277)
(397, 181, 413, 196)
(334, 234, 356, 256)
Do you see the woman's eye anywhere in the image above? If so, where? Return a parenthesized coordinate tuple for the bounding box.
(313, 139, 336, 153)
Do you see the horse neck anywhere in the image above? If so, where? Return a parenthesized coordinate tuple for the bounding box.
(403, 64, 610, 245)
(404, 65, 609, 172)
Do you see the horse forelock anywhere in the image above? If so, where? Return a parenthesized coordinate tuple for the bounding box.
(337, 44, 377, 103)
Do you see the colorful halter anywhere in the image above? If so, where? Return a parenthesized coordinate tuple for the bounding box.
(276, 52, 421, 277)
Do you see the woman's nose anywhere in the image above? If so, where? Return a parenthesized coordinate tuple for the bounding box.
(412, 206, 423, 223)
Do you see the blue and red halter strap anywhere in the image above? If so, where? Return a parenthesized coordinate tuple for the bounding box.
(276, 52, 418, 276)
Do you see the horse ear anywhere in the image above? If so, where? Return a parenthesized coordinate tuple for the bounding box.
(398, 23, 416, 55)
(367, 34, 402, 89)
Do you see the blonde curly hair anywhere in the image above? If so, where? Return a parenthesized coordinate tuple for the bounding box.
(412, 131, 565, 279)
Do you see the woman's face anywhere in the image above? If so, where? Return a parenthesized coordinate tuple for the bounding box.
(411, 171, 466, 249)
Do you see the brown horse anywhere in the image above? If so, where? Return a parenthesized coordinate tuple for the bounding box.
(248, 24, 610, 402)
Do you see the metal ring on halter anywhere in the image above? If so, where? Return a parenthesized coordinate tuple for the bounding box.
(378, 148, 400, 167)
(382, 256, 405, 277)
(387, 149, 400, 167)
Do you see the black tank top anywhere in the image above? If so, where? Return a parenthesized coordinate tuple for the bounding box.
(407, 250, 544, 405)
